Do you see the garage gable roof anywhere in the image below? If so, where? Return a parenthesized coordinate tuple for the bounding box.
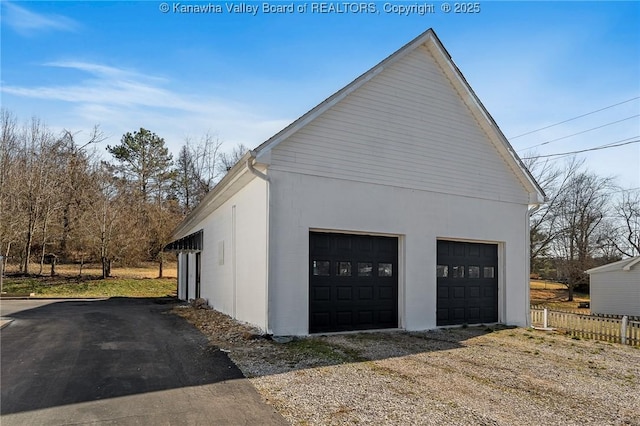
(254, 28, 545, 204)
(586, 256, 640, 274)
(169, 28, 546, 242)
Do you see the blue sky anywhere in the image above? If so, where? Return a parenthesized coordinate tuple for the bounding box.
(2, 1, 639, 188)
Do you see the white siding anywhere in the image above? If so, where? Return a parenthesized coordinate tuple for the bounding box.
(180, 176, 269, 331)
(590, 270, 640, 316)
(270, 45, 529, 205)
(268, 171, 530, 336)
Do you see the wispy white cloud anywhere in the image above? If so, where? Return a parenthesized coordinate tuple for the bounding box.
(3, 61, 260, 118)
(2, 2, 79, 36)
(1, 60, 290, 153)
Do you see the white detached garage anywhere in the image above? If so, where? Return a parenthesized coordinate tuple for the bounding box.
(166, 28, 545, 336)
(586, 257, 640, 317)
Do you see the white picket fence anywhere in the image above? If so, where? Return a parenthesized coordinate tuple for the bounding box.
(531, 307, 640, 346)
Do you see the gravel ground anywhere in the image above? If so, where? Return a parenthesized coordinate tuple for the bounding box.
(173, 306, 640, 425)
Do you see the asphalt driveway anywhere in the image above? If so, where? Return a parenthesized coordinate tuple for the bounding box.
(0, 298, 286, 425)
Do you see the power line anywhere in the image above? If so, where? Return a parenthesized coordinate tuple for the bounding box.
(527, 135, 639, 161)
(517, 114, 640, 152)
(520, 139, 640, 160)
(510, 96, 640, 140)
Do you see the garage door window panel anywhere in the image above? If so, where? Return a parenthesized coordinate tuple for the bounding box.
(337, 261, 352, 276)
(378, 263, 393, 277)
(358, 262, 373, 276)
(483, 266, 495, 278)
(452, 265, 465, 278)
(437, 265, 448, 278)
(468, 266, 480, 278)
(313, 260, 331, 276)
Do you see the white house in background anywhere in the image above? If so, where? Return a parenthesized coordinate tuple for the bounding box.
(165, 28, 545, 336)
(586, 257, 640, 317)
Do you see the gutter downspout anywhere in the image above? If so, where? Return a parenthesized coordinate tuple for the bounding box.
(247, 151, 271, 334)
(247, 151, 269, 182)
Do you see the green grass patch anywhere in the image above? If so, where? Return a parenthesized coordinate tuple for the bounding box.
(286, 338, 364, 363)
(2, 275, 176, 298)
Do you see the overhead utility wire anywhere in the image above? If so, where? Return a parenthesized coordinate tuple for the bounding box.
(530, 135, 639, 161)
(518, 114, 640, 152)
(542, 136, 639, 161)
(520, 138, 640, 159)
(510, 96, 640, 140)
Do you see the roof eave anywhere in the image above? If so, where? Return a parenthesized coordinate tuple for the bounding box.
(586, 256, 640, 274)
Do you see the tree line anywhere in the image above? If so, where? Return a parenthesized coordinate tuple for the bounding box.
(526, 156, 639, 299)
(0, 109, 245, 278)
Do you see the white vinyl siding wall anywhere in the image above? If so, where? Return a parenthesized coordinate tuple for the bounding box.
(270, 45, 528, 204)
(590, 270, 640, 316)
(267, 170, 530, 336)
(180, 176, 269, 331)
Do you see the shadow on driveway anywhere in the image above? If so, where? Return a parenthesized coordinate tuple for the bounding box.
(0, 298, 285, 425)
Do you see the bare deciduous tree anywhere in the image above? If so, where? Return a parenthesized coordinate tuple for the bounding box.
(218, 143, 248, 174)
(553, 171, 615, 300)
(608, 189, 640, 257)
(17, 118, 64, 274)
(173, 133, 224, 214)
(525, 156, 583, 273)
(0, 109, 20, 270)
(58, 127, 104, 261)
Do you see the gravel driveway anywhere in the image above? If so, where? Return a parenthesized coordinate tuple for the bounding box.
(174, 307, 640, 425)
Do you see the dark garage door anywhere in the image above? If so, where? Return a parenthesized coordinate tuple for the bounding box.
(309, 232, 398, 333)
(437, 240, 498, 326)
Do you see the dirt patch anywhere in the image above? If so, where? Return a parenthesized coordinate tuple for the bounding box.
(173, 306, 640, 425)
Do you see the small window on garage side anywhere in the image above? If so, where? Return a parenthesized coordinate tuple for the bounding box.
(468, 266, 480, 278)
(337, 261, 352, 276)
(483, 266, 495, 278)
(378, 263, 392, 277)
(437, 265, 448, 278)
(358, 262, 372, 276)
(452, 265, 465, 278)
(313, 260, 330, 276)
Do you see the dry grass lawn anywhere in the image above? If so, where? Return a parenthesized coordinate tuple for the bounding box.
(1, 262, 177, 298)
(3, 261, 177, 279)
(530, 280, 591, 312)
